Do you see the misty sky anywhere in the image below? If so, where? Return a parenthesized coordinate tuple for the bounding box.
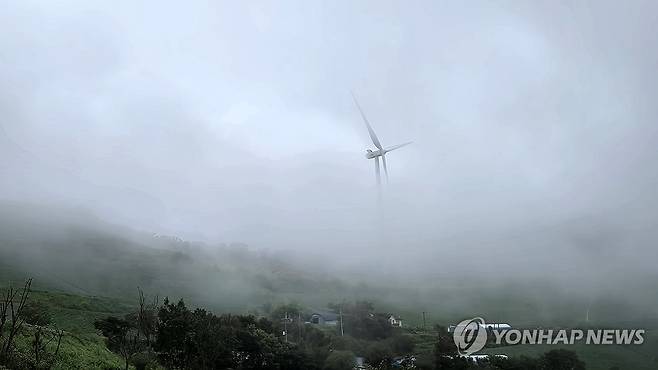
(1, 1, 657, 272)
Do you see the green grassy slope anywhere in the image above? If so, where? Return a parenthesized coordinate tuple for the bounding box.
(0, 288, 135, 369)
(13, 332, 128, 370)
(29, 289, 134, 336)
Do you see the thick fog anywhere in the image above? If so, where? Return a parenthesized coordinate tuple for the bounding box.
(1, 1, 657, 279)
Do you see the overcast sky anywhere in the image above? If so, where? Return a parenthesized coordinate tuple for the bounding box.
(1, 1, 657, 273)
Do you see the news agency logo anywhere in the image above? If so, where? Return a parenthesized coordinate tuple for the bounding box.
(452, 317, 646, 355)
(452, 317, 488, 355)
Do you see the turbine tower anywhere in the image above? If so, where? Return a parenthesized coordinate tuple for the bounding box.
(351, 92, 412, 190)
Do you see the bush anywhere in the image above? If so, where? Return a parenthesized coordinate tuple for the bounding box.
(364, 342, 393, 367)
(21, 301, 51, 326)
(540, 349, 585, 370)
(323, 350, 355, 370)
(390, 334, 415, 354)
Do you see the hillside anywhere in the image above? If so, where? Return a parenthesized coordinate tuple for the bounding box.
(3, 203, 658, 327)
(2, 204, 658, 368)
(0, 286, 133, 369)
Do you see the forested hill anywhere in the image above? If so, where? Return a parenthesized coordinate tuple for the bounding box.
(2, 201, 658, 330)
(0, 202, 386, 314)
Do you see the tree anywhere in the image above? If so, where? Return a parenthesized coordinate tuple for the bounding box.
(26, 326, 64, 370)
(433, 325, 456, 370)
(298, 324, 331, 369)
(269, 303, 303, 322)
(0, 278, 32, 365)
(154, 298, 313, 370)
(136, 287, 158, 346)
(1, 278, 67, 369)
(94, 316, 142, 370)
(365, 341, 394, 368)
(331, 301, 393, 340)
(390, 334, 415, 355)
(96, 289, 159, 370)
(269, 303, 304, 343)
(489, 355, 540, 370)
(22, 301, 51, 327)
(154, 298, 194, 368)
(323, 350, 355, 370)
(539, 349, 585, 370)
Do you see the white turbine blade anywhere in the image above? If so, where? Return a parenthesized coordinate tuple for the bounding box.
(374, 157, 381, 186)
(351, 92, 383, 150)
(382, 154, 389, 183)
(384, 141, 413, 153)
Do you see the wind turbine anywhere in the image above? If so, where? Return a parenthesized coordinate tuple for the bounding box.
(351, 92, 412, 189)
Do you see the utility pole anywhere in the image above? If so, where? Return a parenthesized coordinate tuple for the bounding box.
(422, 312, 427, 331)
(298, 312, 302, 342)
(282, 312, 291, 343)
(284, 312, 288, 343)
(339, 307, 344, 337)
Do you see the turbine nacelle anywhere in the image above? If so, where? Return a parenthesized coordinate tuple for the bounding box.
(365, 149, 383, 159)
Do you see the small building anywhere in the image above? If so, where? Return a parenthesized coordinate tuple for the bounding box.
(483, 323, 511, 331)
(448, 323, 511, 333)
(309, 311, 339, 326)
(388, 315, 403, 327)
